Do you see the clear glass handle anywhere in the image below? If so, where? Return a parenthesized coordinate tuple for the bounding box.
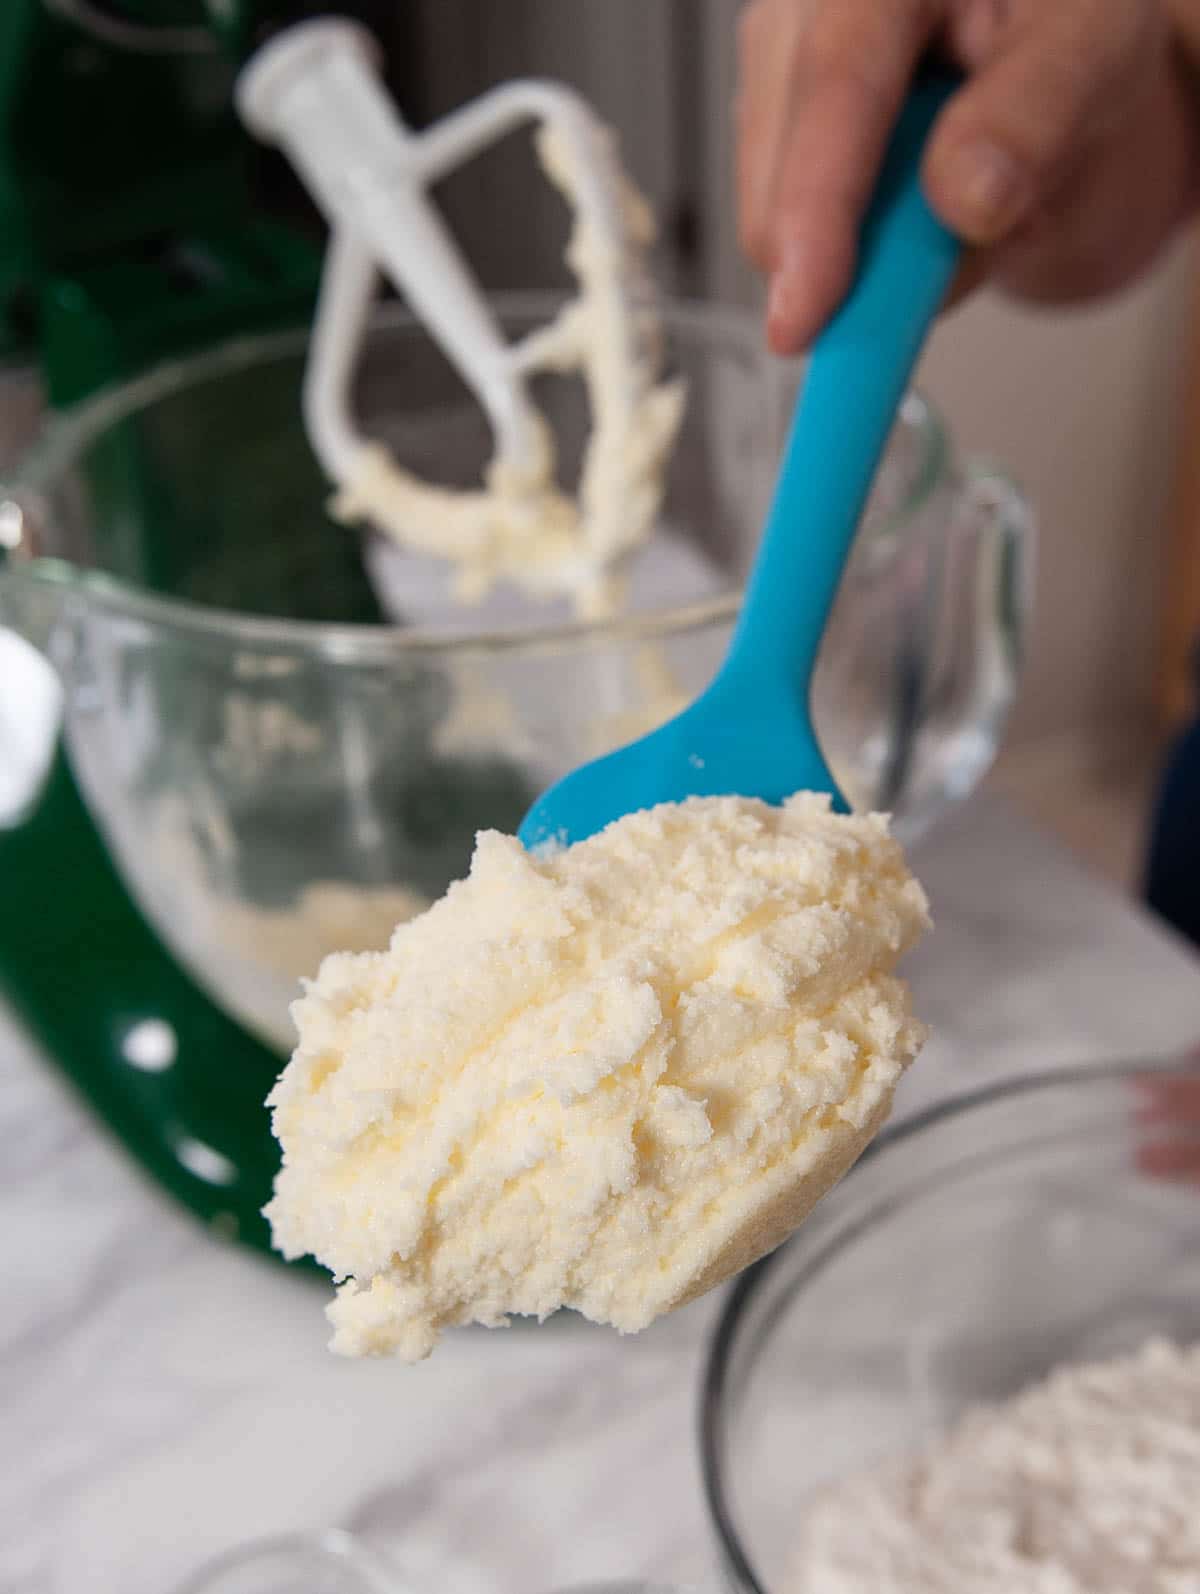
(899, 458, 1033, 841)
(812, 457, 1035, 845)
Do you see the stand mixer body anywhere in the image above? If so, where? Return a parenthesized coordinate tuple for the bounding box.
(0, 0, 344, 1259)
(0, 1, 323, 401)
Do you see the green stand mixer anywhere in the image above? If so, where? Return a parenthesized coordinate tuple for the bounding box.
(0, 0, 351, 1259)
(0, 1, 549, 1259)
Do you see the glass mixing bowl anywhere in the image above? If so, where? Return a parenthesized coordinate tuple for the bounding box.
(699, 1059, 1200, 1594)
(0, 297, 1031, 1051)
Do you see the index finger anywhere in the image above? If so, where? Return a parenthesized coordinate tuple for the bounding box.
(762, 0, 938, 353)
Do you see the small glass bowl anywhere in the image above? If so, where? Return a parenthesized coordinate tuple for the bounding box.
(170, 1531, 404, 1594)
(699, 1058, 1200, 1594)
(173, 1532, 674, 1594)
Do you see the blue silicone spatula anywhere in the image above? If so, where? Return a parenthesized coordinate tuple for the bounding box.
(519, 73, 961, 850)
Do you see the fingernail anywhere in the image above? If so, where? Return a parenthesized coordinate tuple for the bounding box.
(766, 265, 795, 332)
(945, 141, 1031, 241)
(766, 240, 815, 351)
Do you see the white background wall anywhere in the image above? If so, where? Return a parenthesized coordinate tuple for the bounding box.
(920, 249, 1198, 746)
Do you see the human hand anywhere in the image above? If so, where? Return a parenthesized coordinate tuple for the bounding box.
(1134, 1065, 1200, 1186)
(736, 0, 1200, 353)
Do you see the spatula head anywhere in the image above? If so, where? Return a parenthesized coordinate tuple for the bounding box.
(517, 686, 845, 850)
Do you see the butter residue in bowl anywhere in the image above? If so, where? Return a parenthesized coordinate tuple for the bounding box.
(265, 793, 930, 1361)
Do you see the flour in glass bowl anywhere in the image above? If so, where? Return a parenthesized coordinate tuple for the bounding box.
(789, 1338, 1200, 1593)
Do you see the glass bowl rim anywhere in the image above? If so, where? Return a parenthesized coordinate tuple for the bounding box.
(0, 293, 950, 662)
(697, 1053, 1200, 1594)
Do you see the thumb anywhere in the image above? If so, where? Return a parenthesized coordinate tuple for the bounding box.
(923, 5, 1158, 245)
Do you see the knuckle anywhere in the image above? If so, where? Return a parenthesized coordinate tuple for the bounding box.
(1055, 0, 1160, 92)
(1039, 59, 1097, 131)
(736, 0, 770, 54)
(802, 7, 862, 76)
(1032, 49, 1124, 157)
(800, 0, 928, 97)
(736, 202, 771, 268)
(738, 222, 767, 270)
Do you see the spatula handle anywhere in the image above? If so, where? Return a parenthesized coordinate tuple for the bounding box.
(723, 72, 962, 696)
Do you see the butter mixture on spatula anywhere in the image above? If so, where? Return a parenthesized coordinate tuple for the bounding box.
(265, 794, 929, 1361)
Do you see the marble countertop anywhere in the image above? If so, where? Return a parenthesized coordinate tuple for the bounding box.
(4, 794, 1200, 1594)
